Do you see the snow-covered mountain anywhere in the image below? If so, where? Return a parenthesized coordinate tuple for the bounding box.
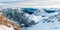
(0, 8, 60, 30)
(22, 8, 60, 30)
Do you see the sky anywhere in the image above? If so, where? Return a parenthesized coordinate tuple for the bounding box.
(0, 0, 60, 8)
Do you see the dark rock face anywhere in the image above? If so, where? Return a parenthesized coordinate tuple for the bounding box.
(21, 8, 37, 14)
(44, 10, 55, 13)
(0, 13, 22, 30)
(43, 9, 55, 13)
(1, 8, 35, 27)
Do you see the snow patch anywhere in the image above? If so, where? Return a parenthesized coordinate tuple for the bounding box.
(29, 15, 43, 23)
(0, 25, 14, 30)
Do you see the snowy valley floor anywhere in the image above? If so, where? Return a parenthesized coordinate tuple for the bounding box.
(23, 21, 60, 30)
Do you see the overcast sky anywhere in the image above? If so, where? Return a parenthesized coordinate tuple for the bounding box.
(0, 0, 60, 8)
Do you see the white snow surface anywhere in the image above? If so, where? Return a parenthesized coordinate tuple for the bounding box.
(23, 15, 60, 30)
(0, 25, 14, 30)
(23, 8, 60, 30)
(29, 15, 43, 23)
(24, 21, 60, 30)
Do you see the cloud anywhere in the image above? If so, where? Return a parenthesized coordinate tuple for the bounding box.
(0, 0, 60, 8)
